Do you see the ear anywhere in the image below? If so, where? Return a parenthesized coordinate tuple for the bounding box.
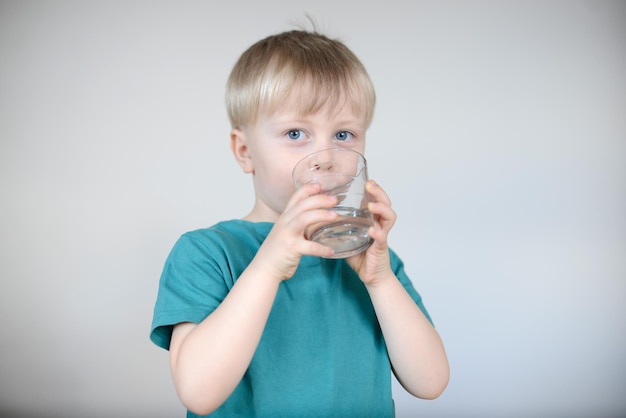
(230, 128, 254, 174)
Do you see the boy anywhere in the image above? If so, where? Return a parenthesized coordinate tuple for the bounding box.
(150, 29, 449, 417)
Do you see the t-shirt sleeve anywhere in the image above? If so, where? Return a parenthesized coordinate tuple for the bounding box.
(389, 248, 434, 325)
(150, 233, 232, 350)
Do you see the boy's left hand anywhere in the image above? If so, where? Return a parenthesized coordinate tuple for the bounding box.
(346, 179, 396, 286)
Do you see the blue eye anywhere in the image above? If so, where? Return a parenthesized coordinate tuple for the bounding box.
(334, 131, 353, 141)
(287, 130, 304, 140)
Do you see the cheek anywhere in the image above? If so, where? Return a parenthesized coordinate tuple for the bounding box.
(260, 169, 296, 199)
(278, 170, 297, 195)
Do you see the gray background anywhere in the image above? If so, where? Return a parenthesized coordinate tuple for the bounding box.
(1, 1, 625, 417)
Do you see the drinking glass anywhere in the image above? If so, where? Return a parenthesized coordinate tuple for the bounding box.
(292, 148, 374, 258)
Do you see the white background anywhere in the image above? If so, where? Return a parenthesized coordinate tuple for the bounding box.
(1, 1, 624, 417)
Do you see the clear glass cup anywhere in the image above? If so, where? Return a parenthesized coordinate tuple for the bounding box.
(292, 148, 374, 258)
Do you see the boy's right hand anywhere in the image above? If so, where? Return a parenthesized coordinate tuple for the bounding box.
(253, 182, 338, 282)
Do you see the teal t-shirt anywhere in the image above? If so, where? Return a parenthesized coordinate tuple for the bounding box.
(150, 220, 432, 418)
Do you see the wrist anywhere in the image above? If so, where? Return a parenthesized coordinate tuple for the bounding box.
(363, 269, 396, 290)
(245, 256, 286, 289)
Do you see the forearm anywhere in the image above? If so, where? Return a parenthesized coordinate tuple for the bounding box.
(366, 274, 449, 399)
(170, 258, 281, 415)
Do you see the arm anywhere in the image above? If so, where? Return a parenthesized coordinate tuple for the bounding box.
(366, 272, 449, 399)
(168, 183, 338, 415)
(348, 180, 450, 399)
(169, 259, 280, 415)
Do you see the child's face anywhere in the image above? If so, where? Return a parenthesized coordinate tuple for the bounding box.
(232, 103, 368, 222)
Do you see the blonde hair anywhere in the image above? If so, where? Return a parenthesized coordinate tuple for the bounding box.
(226, 30, 376, 128)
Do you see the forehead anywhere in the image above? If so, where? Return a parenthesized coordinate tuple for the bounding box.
(269, 103, 367, 128)
(261, 78, 370, 125)
(266, 92, 366, 124)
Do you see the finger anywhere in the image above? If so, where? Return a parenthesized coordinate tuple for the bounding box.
(365, 179, 391, 207)
(300, 240, 336, 259)
(292, 181, 323, 201)
(285, 182, 334, 213)
(366, 179, 395, 221)
(368, 200, 396, 223)
(296, 208, 339, 235)
(280, 195, 339, 239)
(367, 200, 397, 242)
(290, 193, 338, 217)
(368, 209, 397, 250)
(368, 222, 390, 245)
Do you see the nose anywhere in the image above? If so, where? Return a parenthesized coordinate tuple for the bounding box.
(311, 160, 334, 173)
(307, 147, 339, 173)
(311, 135, 337, 153)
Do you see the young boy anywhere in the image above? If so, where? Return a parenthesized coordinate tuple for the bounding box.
(150, 29, 449, 417)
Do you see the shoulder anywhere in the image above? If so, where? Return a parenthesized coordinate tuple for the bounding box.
(165, 220, 274, 269)
(173, 220, 271, 251)
(182, 219, 272, 243)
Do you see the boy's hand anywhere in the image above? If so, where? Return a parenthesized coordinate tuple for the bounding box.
(346, 180, 397, 286)
(254, 182, 338, 282)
